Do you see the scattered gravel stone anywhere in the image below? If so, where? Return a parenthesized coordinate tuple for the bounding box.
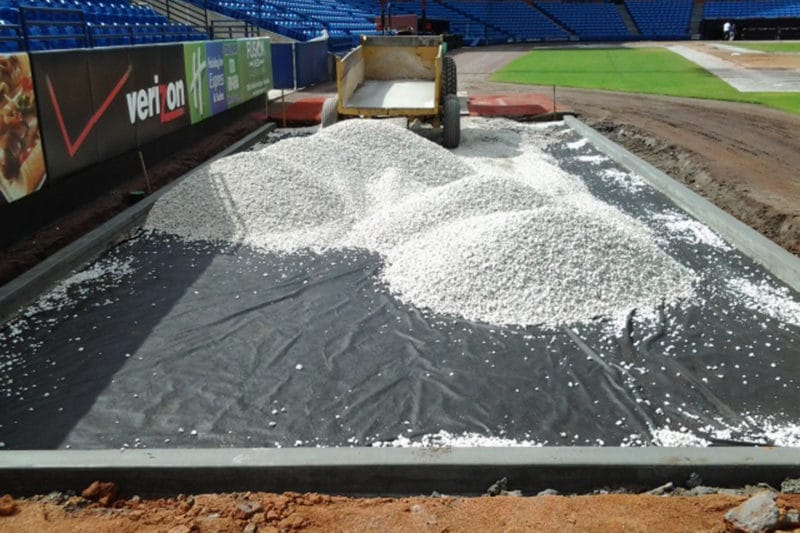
(724, 492, 780, 533)
(236, 500, 263, 519)
(80, 481, 118, 507)
(783, 509, 800, 528)
(0, 494, 18, 516)
(781, 478, 800, 494)
(687, 472, 703, 488)
(537, 489, 561, 497)
(647, 482, 674, 495)
(689, 486, 721, 496)
(486, 477, 508, 496)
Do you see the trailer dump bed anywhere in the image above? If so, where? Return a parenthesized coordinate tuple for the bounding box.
(337, 35, 442, 117)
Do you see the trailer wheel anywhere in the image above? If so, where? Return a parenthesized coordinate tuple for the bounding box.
(442, 94, 460, 149)
(320, 96, 338, 129)
(442, 56, 457, 100)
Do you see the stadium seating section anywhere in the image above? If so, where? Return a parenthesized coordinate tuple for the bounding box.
(536, 1, 629, 40)
(704, 0, 800, 19)
(0, 0, 205, 52)
(1, 0, 799, 54)
(626, 0, 693, 39)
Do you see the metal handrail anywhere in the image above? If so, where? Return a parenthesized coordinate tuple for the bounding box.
(139, 0, 209, 33)
(209, 20, 260, 39)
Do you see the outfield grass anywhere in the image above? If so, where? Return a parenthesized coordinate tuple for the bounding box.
(733, 42, 800, 53)
(492, 47, 800, 114)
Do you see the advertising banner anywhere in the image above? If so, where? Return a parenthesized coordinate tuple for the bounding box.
(183, 41, 210, 124)
(126, 44, 190, 147)
(222, 40, 243, 108)
(27, 37, 271, 186)
(32, 51, 97, 181)
(33, 45, 191, 182)
(239, 37, 272, 101)
(206, 41, 227, 117)
(0, 53, 48, 203)
(184, 37, 271, 125)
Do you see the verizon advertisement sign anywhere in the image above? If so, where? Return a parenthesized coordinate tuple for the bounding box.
(31, 39, 271, 182)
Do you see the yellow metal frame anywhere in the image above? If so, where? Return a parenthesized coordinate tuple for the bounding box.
(335, 36, 444, 120)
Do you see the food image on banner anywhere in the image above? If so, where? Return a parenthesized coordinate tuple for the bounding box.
(239, 37, 272, 100)
(0, 53, 47, 203)
(222, 40, 242, 108)
(184, 41, 211, 124)
(206, 41, 227, 116)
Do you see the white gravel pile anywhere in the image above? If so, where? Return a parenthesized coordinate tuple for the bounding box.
(348, 173, 544, 250)
(146, 152, 349, 251)
(146, 119, 469, 252)
(145, 118, 697, 328)
(382, 206, 695, 327)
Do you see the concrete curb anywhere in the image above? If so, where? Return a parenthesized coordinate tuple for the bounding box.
(565, 115, 800, 294)
(0, 122, 277, 324)
(1, 447, 799, 496)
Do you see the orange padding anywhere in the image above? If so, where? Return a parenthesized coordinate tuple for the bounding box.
(467, 94, 564, 117)
(268, 97, 328, 125)
(267, 93, 567, 126)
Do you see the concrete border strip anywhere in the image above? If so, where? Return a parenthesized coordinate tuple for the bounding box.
(0, 122, 277, 325)
(565, 115, 800, 294)
(1, 447, 799, 496)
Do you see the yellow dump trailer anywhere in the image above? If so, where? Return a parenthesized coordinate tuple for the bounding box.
(321, 35, 460, 148)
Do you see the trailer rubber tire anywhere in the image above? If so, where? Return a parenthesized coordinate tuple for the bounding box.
(320, 96, 338, 129)
(442, 56, 457, 100)
(442, 94, 460, 149)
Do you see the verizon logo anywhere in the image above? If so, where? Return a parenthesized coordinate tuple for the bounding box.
(125, 75, 186, 124)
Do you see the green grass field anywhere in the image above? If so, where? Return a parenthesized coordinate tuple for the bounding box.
(491, 47, 800, 114)
(733, 42, 800, 53)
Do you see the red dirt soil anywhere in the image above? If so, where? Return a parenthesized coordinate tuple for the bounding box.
(2, 489, 800, 532)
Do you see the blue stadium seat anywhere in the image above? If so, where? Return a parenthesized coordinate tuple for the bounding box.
(537, 1, 632, 40)
(704, 0, 800, 19)
(627, 0, 693, 40)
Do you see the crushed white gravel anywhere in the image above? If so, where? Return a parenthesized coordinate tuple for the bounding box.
(145, 118, 697, 328)
(651, 211, 732, 251)
(728, 277, 800, 327)
(372, 430, 544, 448)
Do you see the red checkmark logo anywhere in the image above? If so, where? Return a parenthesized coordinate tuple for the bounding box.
(46, 65, 133, 158)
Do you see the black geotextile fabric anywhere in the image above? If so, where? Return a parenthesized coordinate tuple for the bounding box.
(1, 124, 799, 450)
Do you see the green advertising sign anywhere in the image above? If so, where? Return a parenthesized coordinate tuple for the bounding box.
(222, 40, 243, 108)
(238, 37, 272, 100)
(183, 37, 271, 125)
(184, 41, 211, 124)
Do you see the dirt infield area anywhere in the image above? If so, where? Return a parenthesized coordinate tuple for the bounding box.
(2, 487, 800, 532)
(454, 44, 800, 255)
